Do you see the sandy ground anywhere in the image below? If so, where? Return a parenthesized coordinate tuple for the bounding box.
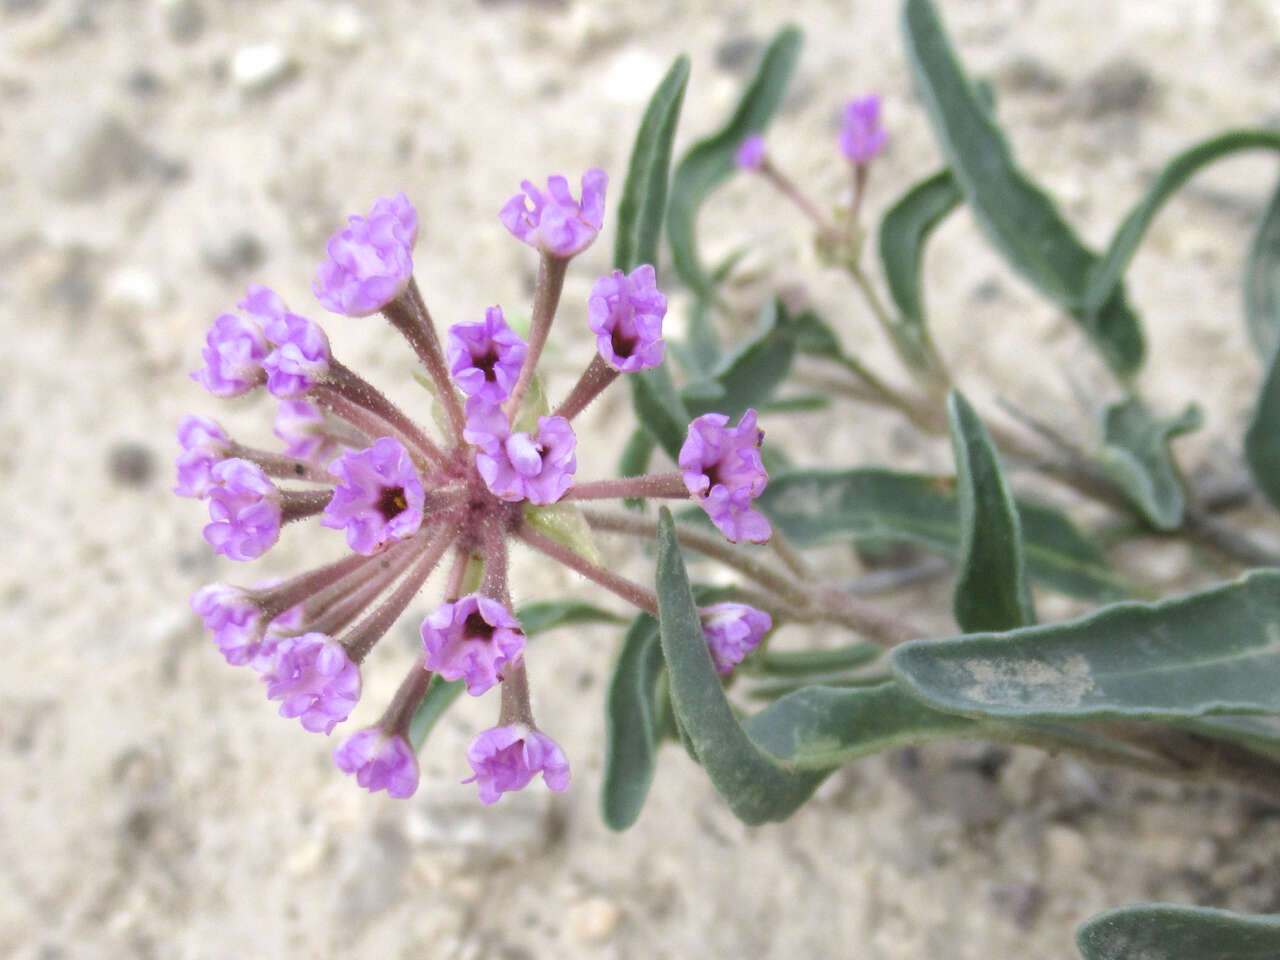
(4, 0, 1280, 957)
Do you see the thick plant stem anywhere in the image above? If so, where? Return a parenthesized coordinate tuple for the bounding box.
(581, 508, 928, 647)
(581, 508, 808, 607)
(229, 444, 332, 484)
(505, 253, 569, 421)
(1095, 722, 1280, 806)
(564, 473, 689, 502)
(759, 160, 841, 237)
(769, 527, 815, 580)
(316, 361, 445, 465)
(517, 522, 659, 617)
(554, 353, 621, 421)
(257, 548, 394, 619)
(342, 525, 458, 663)
(280, 489, 334, 524)
(378, 654, 435, 736)
(499, 662, 536, 728)
(382, 278, 467, 445)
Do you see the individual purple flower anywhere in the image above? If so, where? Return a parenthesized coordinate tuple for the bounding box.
(204, 458, 283, 561)
(261, 632, 361, 734)
(191, 287, 283, 396)
(700, 603, 772, 675)
(587, 264, 667, 372)
(262, 311, 331, 397)
(499, 169, 607, 258)
(447, 306, 528, 404)
(734, 133, 767, 171)
(333, 728, 419, 798)
(314, 192, 419, 317)
(191, 583, 264, 665)
(462, 725, 570, 805)
(679, 408, 771, 544)
(321, 437, 425, 554)
(421, 594, 526, 696)
(274, 398, 344, 464)
(469, 404, 577, 505)
(174, 414, 231, 498)
(839, 95, 887, 164)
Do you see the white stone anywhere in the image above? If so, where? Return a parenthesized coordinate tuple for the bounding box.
(231, 43, 293, 93)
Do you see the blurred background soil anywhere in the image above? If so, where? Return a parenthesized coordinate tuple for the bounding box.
(3, 1, 1280, 957)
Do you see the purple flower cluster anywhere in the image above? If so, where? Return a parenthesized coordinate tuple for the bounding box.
(839, 95, 887, 165)
(680, 409, 771, 543)
(734, 133, 767, 171)
(182, 173, 774, 807)
(333, 729, 419, 799)
(422, 595, 526, 695)
(500, 170, 607, 259)
(465, 402, 577, 505)
(321, 437, 425, 555)
(463, 725, 571, 805)
(587, 264, 666, 372)
(701, 603, 773, 675)
(204, 459, 283, 561)
(448, 307, 527, 404)
(314, 192, 419, 317)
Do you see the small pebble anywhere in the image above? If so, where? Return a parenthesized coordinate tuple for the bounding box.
(200, 230, 264, 278)
(160, 0, 205, 44)
(324, 6, 368, 52)
(104, 268, 171, 315)
(107, 442, 156, 487)
(567, 897, 621, 943)
(231, 44, 296, 94)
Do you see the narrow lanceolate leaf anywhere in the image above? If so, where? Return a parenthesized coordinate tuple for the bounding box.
(902, 0, 1144, 376)
(655, 508, 826, 824)
(947, 391, 1035, 631)
(682, 298, 797, 418)
(756, 642, 883, 677)
(601, 615, 666, 830)
(1085, 129, 1280, 315)
(408, 675, 465, 751)
(892, 569, 1280, 720)
(1077, 904, 1280, 960)
(1246, 175, 1280, 360)
(1246, 339, 1280, 512)
(756, 468, 1133, 602)
(743, 682, 979, 771)
(629, 362, 690, 463)
(1098, 395, 1202, 530)
(614, 55, 691, 274)
(667, 26, 803, 297)
(515, 601, 626, 638)
(878, 169, 962, 366)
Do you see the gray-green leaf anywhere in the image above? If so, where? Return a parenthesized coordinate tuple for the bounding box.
(1246, 175, 1280, 360)
(667, 26, 803, 297)
(655, 507, 826, 824)
(902, 0, 1144, 376)
(1098, 395, 1202, 530)
(756, 468, 1133, 602)
(947, 390, 1034, 631)
(877, 169, 962, 367)
(1085, 129, 1280, 315)
(601, 614, 667, 830)
(1245, 338, 1280, 513)
(614, 55, 690, 274)
(892, 569, 1280, 720)
(1077, 904, 1280, 960)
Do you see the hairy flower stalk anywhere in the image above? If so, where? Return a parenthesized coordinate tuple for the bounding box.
(181, 177, 781, 803)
